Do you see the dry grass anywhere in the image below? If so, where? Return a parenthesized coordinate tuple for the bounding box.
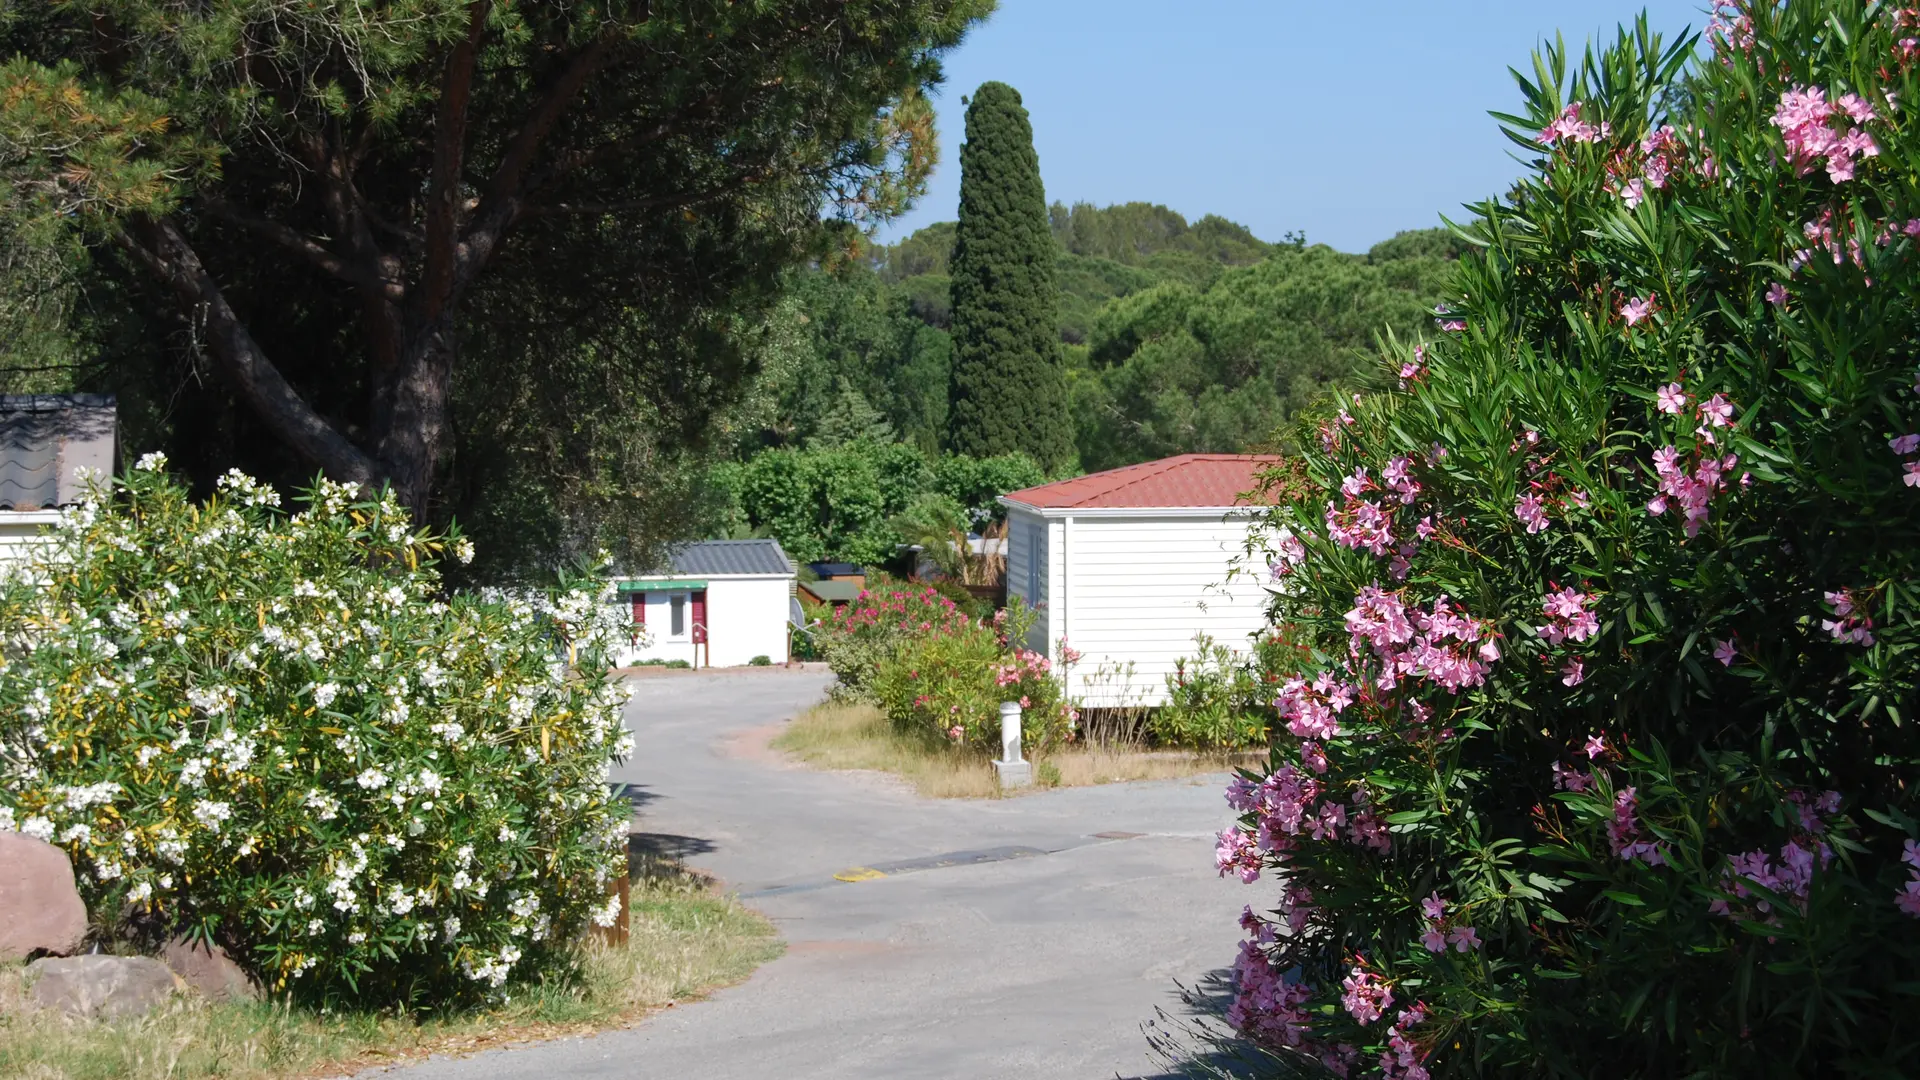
(771, 701, 1257, 799)
(0, 865, 782, 1080)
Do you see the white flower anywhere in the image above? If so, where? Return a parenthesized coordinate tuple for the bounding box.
(355, 768, 390, 790)
(498, 824, 514, 842)
(55, 781, 121, 811)
(347, 931, 366, 944)
(590, 895, 622, 928)
(441, 916, 462, 942)
(0, 806, 13, 832)
(178, 757, 211, 788)
(304, 790, 341, 821)
(58, 823, 91, 845)
(21, 816, 55, 842)
(312, 682, 340, 709)
(453, 538, 475, 565)
(192, 799, 233, 832)
(306, 918, 325, 935)
(388, 891, 415, 915)
(127, 881, 154, 903)
(135, 451, 169, 472)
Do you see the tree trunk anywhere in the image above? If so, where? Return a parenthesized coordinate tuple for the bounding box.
(373, 323, 457, 518)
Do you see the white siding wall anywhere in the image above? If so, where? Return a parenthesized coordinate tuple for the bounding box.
(1003, 507, 1051, 652)
(1055, 512, 1269, 707)
(0, 511, 59, 568)
(613, 576, 792, 668)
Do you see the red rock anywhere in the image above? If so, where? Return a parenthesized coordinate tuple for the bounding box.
(160, 937, 260, 1002)
(0, 831, 88, 961)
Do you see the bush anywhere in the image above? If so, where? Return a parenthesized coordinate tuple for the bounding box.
(748, 655, 773, 666)
(1149, 635, 1272, 749)
(815, 584, 970, 702)
(0, 462, 632, 1007)
(870, 602, 1074, 754)
(1216, 8, 1920, 1077)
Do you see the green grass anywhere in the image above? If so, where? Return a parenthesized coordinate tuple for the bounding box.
(772, 701, 1257, 798)
(0, 865, 781, 1080)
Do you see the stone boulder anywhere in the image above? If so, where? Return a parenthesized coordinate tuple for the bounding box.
(0, 831, 89, 961)
(160, 937, 260, 1003)
(27, 955, 185, 1019)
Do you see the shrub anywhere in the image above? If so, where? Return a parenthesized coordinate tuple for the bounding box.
(1150, 635, 1271, 749)
(870, 602, 1074, 754)
(0, 462, 632, 1007)
(814, 584, 970, 702)
(1216, 8, 1920, 1077)
(748, 655, 773, 666)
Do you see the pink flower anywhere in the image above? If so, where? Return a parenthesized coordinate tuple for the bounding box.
(1515, 493, 1550, 534)
(1898, 879, 1920, 918)
(1300, 741, 1329, 775)
(1446, 925, 1482, 952)
(1837, 92, 1878, 123)
(1621, 295, 1656, 326)
(1656, 382, 1688, 414)
(1552, 761, 1594, 792)
(1713, 638, 1737, 666)
(1891, 434, 1920, 455)
(1561, 658, 1586, 686)
(1439, 319, 1466, 332)
(1909, 461, 1920, 488)
(1420, 927, 1447, 953)
(1646, 494, 1668, 516)
(1584, 734, 1606, 759)
(1903, 840, 1920, 870)
(1215, 829, 1263, 884)
(1765, 281, 1789, 306)
(1420, 893, 1447, 922)
(1699, 394, 1735, 428)
(1340, 967, 1394, 1025)
(1620, 176, 1647, 208)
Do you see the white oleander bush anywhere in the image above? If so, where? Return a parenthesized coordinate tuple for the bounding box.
(0, 458, 634, 1007)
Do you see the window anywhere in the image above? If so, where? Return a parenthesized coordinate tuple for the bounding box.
(670, 593, 687, 637)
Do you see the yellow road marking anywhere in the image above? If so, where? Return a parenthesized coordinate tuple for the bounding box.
(833, 867, 886, 882)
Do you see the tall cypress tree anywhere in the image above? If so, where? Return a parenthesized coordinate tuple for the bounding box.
(946, 82, 1072, 469)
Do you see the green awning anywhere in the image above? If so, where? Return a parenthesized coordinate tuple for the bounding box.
(615, 579, 707, 593)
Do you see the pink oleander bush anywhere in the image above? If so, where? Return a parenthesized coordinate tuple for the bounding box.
(1213, 6, 1920, 1077)
(817, 587, 1074, 753)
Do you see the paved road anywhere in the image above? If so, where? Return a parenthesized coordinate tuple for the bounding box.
(374, 669, 1249, 1079)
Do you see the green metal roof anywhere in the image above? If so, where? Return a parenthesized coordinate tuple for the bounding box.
(615, 579, 708, 593)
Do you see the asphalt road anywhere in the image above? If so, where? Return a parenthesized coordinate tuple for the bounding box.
(368, 668, 1251, 1080)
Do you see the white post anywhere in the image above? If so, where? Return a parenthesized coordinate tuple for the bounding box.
(994, 700, 1032, 789)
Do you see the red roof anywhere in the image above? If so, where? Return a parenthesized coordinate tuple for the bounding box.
(1002, 453, 1284, 510)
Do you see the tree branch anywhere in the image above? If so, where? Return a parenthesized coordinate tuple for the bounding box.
(118, 217, 381, 487)
(195, 196, 382, 291)
(417, 0, 492, 324)
(450, 35, 617, 300)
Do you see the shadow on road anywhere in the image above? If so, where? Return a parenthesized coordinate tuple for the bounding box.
(628, 831, 718, 862)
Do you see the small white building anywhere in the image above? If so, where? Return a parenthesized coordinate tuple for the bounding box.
(999, 454, 1280, 707)
(0, 395, 116, 565)
(610, 539, 798, 668)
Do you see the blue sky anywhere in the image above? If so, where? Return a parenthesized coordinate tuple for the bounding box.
(880, 1, 1710, 252)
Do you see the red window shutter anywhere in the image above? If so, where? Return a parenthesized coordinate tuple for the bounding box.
(691, 590, 708, 644)
(630, 593, 646, 626)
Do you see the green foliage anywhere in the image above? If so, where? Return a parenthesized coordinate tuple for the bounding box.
(1075, 239, 1454, 471)
(820, 590, 1073, 754)
(1149, 635, 1272, 749)
(0, 463, 632, 1007)
(0, 0, 992, 572)
(714, 443, 1037, 565)
(947, 82, 1072, 469)
(748, 655, 773, 667)
(1219, 8, 1920, 1076)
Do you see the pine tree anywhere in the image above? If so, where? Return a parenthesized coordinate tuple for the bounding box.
(946, 82, 1072, 469)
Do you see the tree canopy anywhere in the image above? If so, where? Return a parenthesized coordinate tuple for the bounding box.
(0, 0, 992, 575)
(946, 81, 1071, 469)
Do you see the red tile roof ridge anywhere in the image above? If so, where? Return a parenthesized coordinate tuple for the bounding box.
(1002, 452, 1285, 509)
